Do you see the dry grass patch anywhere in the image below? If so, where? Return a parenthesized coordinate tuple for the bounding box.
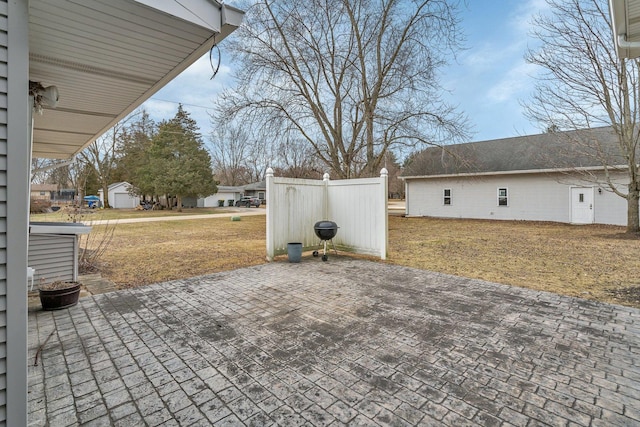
(88, 214, 640, 308)
(90, 215, 267, 288)
(387, 216, 640, 307)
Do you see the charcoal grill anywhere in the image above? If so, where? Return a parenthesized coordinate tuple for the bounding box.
(313, 220, 338, 261)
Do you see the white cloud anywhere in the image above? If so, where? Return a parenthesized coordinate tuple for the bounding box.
(141, 99, 177, 117)
(486, 61, 538, 103)
(509, 0, 550, 35)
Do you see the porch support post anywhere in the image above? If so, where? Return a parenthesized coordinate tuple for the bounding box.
(6, 0, 30, 424)
(265, 168, 275, 261)
(380, 168, 388, 260)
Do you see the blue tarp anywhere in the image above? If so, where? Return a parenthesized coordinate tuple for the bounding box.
(83, 195, 100, 208)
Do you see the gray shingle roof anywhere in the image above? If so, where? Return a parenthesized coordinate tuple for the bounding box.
(243, 181, 266, 191)
(402, 127, 625, 177)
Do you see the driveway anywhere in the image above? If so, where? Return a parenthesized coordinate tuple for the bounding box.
(28, 258, 640, 426)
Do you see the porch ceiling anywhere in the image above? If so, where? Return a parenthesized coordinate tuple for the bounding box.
(610, 0, 640, 58)
(29, 0, 243, 159)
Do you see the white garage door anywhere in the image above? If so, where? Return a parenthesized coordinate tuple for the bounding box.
(114, 193, 134, 209)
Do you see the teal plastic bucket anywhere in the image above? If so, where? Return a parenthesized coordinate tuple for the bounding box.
(287, 242, 303, 263)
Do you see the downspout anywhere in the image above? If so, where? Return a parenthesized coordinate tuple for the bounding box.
(617, 34, 640, 49)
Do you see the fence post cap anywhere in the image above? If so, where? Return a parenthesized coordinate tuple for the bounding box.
(380, 168, 388, 177)
(266, 167, 274, 177)
(323, 172, 330, 181)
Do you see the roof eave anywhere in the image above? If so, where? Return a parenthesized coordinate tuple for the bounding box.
(400, 165, 625, 180)
(29, 0, 245, 159)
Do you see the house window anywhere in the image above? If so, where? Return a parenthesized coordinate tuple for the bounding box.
(258, 191, 265, 200)
(578, 193, 584, 203)
(498, 188, 508, 206)
(443, 189, 451, 205)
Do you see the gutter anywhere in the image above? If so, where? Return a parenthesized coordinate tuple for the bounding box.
(609, 0, 640, 58)
(617, 34, 640, 49)
(400, 164, 628, 180)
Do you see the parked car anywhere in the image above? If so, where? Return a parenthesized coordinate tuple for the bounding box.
(235, 196, 261, 208)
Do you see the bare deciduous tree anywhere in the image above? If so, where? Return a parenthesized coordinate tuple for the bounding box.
(218, 0, 469, 179)
(524, 0, 640, 232)
(30, 158, 54, 184)
(208, 122, 254, 185)
(67, 157, 92, 204)
(79, 116, 136, 208)
(274, 136, 323, 179)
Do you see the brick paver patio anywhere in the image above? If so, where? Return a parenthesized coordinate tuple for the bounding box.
(28, 258, 640, 426)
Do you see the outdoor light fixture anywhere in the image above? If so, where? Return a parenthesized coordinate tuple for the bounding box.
(29, 81, 60, 113)
(39, 85, 59, 108)
(598, 187, 603, 194)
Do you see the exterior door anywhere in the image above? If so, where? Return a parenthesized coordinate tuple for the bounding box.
(571, 187, 594, 224)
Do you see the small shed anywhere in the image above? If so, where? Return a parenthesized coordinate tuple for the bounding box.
(99, 182, 140, 209)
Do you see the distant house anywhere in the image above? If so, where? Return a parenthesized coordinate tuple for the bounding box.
(30, 184, 57, 201)
(401, 127, 633, 226)
(199, 181, 266, 207)
(243, 181, 267, 203)
(98, 182, 140, 209)
(199, 186, 244, 207)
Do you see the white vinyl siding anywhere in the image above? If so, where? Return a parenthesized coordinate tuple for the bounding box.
(404, 171, 633, 226)
(28, 234, 76, 288)
(0, 1, 8, 421)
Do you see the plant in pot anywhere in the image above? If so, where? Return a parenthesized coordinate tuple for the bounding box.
(38, 280, 81, 310)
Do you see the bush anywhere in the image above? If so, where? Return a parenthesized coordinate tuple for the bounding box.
(218, 199, 225, 207)
(228, 199, 235, 206)
(30, 199, 51, 213)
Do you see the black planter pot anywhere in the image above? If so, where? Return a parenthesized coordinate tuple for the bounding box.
(39, 282, 81, 310)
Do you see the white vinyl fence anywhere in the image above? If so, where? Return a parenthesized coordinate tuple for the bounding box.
(266, 168, 388, 260)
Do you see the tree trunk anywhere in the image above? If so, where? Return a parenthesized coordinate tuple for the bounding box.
(176, 195, 182, 213)
(101, 183, 110, 208)
(628, 183, 640, 233)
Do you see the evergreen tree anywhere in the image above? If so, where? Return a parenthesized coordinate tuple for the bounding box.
(142, 105, 217, 211)
(116, 110, 157, 200)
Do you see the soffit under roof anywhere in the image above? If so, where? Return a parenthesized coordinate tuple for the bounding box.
(29, 0, 243, 159)
(610, 0, 640, 58)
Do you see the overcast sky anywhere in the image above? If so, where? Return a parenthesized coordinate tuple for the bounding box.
(141, 0, 549, 147)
